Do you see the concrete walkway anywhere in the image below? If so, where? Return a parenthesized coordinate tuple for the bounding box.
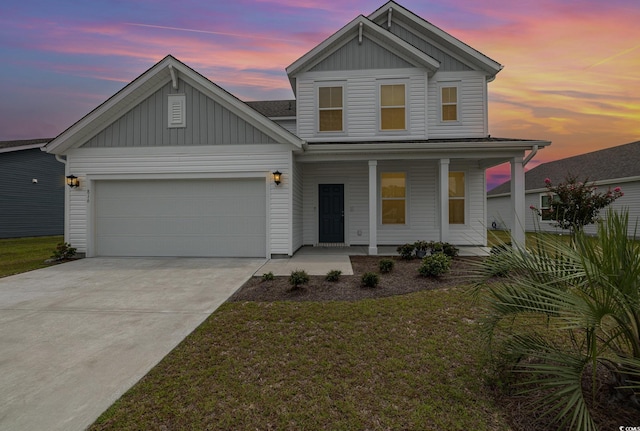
(0, 257, 265, 431)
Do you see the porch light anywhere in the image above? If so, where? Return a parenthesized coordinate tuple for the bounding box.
(66, 175, 79, 188)
(273, 170, 282, 185)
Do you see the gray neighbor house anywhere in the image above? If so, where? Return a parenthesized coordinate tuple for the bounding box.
(0, 139, 64, 238)
(487, 140, 640, 236)
(42, 1, 551, 257)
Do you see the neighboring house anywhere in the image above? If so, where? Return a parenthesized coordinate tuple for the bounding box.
(44, 1, 549, 258)
(487, 140, 640, 236)
(0, 139, 64, 238)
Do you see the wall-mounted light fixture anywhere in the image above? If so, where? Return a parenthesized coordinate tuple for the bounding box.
(66, 175, 79, 188)
(273, 170, 282, 186)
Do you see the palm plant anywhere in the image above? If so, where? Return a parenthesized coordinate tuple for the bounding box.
(473, 209, 640, 430)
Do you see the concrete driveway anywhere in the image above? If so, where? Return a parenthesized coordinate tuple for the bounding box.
(0, 257, 265, 431)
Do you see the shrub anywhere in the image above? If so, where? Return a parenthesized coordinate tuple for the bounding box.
(418, 252, 451, 277)
(325, 269, 342, 282)
(441, 242, 459, 258)
(262, 272, 275, 281)
(397, 243, 416, 260)
(378, 258, 394, 273)
(289, 270, 309, 289)
(51, 242, 76, 261)
(361, 272, 379, 288)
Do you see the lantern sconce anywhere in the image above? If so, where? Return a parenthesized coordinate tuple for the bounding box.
(66, 175, 80, 188)
(272, 170, 282, 186)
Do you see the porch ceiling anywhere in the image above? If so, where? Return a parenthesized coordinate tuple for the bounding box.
(297, 138, 550, 165)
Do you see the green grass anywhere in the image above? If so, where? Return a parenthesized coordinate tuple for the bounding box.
(90, 287, 512, 430)
(0, 236, 63, 277)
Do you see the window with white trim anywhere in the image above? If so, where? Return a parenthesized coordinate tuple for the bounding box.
(380, 84, 406, 130)
(318, 86, 343, 132)
(441, 86, 458, 122)
(540, 194, 558, 221)
(381, 172, 406, 224)
(448, 172, 465, 224)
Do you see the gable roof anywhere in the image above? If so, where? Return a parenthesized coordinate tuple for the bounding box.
(45, 55, 303, 154)
(488, 140, 640, 195)
(368, 1, 502, 78)
(286, 14, 440, 90)
(0, 138, 52, 154)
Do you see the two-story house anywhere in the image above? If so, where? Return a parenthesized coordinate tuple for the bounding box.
(44, 1, 550, 258)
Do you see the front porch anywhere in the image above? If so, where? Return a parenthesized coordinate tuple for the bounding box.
(258, 245, 490, 276)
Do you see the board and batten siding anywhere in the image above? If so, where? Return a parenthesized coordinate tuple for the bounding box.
(309, 37, 414, 72)
(427, 71, 488, 139)
(83, 80, 278, 148)
(0, 149, 64, 238)
(65, 145, 292, 256)
(296, 68, 427, 141)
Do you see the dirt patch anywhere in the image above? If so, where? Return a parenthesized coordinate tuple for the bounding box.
(228, 255, 478, 302)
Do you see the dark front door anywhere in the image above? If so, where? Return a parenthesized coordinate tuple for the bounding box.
(318, 184, 344, 243)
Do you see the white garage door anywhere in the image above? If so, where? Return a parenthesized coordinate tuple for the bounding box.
(95, 179, 266, 257)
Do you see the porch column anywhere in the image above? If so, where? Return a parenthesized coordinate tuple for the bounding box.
(368, 160, 378, 255)
(510, 156, 526, 248)
(439, 158, 450, 242)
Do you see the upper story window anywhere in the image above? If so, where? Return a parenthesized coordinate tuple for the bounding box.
(318, 86, 343, 132)
(380, 84, 406, 131)
(381, 172, 406, 224)
(449, 172, 465, 224)
(441, 86, 458, 122)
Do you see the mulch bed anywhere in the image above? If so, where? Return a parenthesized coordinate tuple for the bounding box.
(228, 255, 478, 302)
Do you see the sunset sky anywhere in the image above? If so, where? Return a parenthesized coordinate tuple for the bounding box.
(1, 0, 639, 188)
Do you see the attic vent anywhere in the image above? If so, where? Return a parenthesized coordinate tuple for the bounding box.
(168, 94, 186, 128)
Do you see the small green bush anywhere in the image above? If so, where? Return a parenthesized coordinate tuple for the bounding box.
(289, 270, 310, 289)
(378, 258, 394, 273)
(51, 242, 76, 261)
(418, 252, 451, 277)
(361, 272, 379, 288)
(441, 242, 459, 258)
(397, 243, 416, 260)
(325, 269, 342, 282)
(262, 272, 275, 281)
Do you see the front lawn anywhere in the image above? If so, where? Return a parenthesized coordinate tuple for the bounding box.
(90, 285, 511, 430)
(0, 235, 63, 278)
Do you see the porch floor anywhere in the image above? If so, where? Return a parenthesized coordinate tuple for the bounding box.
(255, 245, 489, 276)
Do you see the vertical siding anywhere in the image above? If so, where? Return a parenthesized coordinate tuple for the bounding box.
(0, 149, 64, 238)
(66, 146, 292, 256)
(310, 37, 414, 71)
(427, 72, 488, 139)
(83, 80, 277, 147)
(385, 22, 474, 72)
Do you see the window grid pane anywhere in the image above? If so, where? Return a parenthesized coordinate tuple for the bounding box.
(441, 86, 458, 122)
(381, 108, 406, 130)
(448, 172, 465, 224)
(381, 173, 406, 225)
(380, 84, 406, 130)
(319, 86, 343, 132)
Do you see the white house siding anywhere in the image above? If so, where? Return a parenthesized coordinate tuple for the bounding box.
(65, 145, 292, 257)
(273, 119, 297, 135)
(427, 71, 488, 139)
(487, 179, 640, 238)
(448, 162, 486, 246)
(301, 160, 486, 247)
(291, 159, 304, 253)
(296, 68, 427, 141)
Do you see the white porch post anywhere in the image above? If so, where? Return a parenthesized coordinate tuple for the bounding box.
(510, 156, 526, 248)
(439, 158, 450, 242)
(368, 160, 378, 255)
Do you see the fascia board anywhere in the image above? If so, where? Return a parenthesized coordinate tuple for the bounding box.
(286, 16, 439, 78)
(368, 1, 502, 76)
(0, 143, 47, 154)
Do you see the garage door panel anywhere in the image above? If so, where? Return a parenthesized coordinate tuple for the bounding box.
(95, 179, 266, 257)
